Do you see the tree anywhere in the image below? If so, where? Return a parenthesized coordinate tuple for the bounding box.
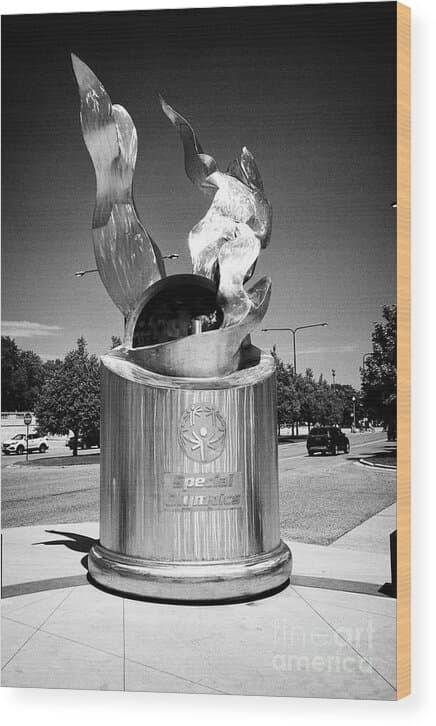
(34, 337, 100, 456)
(360, 305, 397, 427)
(295, 369, 317, 429)
(1, 336, 45, 411)
(314, 377, 340, 425)
(42, 358, 63, 377)
(18, 350, 46, 410)
(333, 384, 360, 428)
(1, 337, 21, 410)
(271, 349, 360, 434)
(272, 351, 300, 433)
(111, 335, 122, 349)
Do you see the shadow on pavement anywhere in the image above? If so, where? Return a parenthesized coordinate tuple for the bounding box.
(347, 445, 397, 465)
(24, 453, 100, 467)
(33, 529, 97, 553)
(278, 435, 307, 444)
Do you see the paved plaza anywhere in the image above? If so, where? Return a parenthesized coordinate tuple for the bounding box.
(1, 503, 397, 699)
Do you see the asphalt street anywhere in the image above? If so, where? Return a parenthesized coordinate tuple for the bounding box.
(277, 433, 396, 544)
(1, 432, 395, 543)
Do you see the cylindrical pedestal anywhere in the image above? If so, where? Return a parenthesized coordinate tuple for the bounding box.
(88, 351, 292, 601)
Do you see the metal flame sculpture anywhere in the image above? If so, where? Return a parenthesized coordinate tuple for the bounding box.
(71, 55, 273, 377)
(72, 56, 292, 602)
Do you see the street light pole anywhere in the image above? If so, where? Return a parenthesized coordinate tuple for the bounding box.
(74, 268, 98, 278)
(262, 323, 328, 376)
(332, 369, 336, 390)
(262, 322, 328, 437)
(291, 330, 297, 376)
(352, 395, 357, 433)
(24, 412, 32, 463)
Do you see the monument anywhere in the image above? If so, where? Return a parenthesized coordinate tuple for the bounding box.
(72, 54, 292, 601)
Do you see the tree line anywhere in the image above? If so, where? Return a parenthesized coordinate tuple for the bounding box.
(1, 304, 396, 453)
(274, 351, 359, 433)
(1, 335, 119, 456)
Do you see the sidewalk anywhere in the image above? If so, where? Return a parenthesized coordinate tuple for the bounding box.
(1, 506, 397, 699)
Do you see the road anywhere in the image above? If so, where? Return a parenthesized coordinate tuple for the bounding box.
(277, 432, 396, 544)
(1, 432, 396, 544)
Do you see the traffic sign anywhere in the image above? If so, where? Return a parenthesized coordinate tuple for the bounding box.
(24, 412, 32, 426)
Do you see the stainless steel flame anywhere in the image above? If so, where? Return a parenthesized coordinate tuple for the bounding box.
(160, 96, 273, 330)
(71, 54, 165, 318)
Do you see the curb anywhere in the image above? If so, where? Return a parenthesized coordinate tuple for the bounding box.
(359, 457, 396, 471)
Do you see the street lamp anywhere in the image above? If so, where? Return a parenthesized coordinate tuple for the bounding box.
(74, 254, 180, 277)
(352, 395, 357, 433)
(74, 268, 98, 278)
(261, 323, 328, 375)
(331, 368, 336, 390)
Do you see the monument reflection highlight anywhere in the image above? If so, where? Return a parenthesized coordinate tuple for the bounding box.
(72, 55, 292, 601)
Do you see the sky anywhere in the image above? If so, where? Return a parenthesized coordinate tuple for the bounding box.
(1, 2, 396, 387)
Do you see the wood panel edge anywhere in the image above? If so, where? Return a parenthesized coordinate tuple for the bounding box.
(396, 0, 411, 701)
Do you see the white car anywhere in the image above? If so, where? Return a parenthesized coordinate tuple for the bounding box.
(2, 433, 49, 455)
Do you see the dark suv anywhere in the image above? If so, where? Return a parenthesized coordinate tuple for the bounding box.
(307, 426, 350, 456)
(66, 430, 100, 450)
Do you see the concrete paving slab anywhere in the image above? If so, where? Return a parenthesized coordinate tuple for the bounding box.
(1, 617, 35, 668)
(297, 588, 397, 687)
(331, 504, 396, 553)
(1, 588, 74, 628)
(1, 522, 98, 587)
(41, 585, 124, 657)
(293, 586, 396, 619)
(122, 584, 395, 699)
(125, 659, 222, 694)
(294, 587, 396, 687)
(1, 627, 123, 691)
(287, 540, 390, 585)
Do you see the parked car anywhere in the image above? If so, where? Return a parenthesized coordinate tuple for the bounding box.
(2, 433, 49, 455)
(66, 430, 100, 450)
(306, 426, 350, 456)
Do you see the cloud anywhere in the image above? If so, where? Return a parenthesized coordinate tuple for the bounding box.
(1, 321, 62, 338)
(299, 345, 357, 355)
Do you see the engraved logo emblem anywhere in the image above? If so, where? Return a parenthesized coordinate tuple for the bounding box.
(178, 404, 226, 463)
